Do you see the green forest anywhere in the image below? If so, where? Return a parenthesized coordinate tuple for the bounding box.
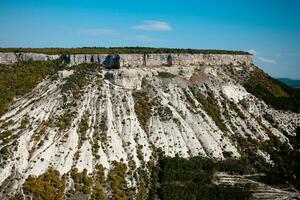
(0, 47, 250, 55)
(156, 156, 252, 200)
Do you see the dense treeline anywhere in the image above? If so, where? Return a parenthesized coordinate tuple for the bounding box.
(23, 168, 66, 200)
(244, 68, 300, 113)
(0, 58, 65, 116)
(235, 128, 300, 190)
(0, 47, 250, 55)
(13, 149, 300, 199)
(156, 156, 252, 200)
(260, 127, 300, 189)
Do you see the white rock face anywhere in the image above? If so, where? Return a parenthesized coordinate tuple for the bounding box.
(0, 52, 60, 64)
(60, 53, 253, 67)
(0, 61, 298, 198)
(222, 85, 249, 103)
(18, 53, 60, 62)
(0, 53, 18, 64)
(0, 52, 253, 67)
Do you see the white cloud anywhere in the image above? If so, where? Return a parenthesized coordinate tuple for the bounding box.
(132, 21, 172, 31)
(257, 56, 276, 64)
(80, 28, 119, 36)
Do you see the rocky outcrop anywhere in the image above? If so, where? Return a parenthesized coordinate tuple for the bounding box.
(0, 53, 18, 64)
(0, 52, 253, 67)
(0, 60, 299, 199)
(17, 53, 60, 62)
(0, 52, 60, 64)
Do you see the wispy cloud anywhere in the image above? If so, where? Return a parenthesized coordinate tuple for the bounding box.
(80, 28, 119, 36)
(257, 56, 276, 64)
(247, 49, 257, 55)
(247, 49, 276, 64)
(132, 20, 172, 31)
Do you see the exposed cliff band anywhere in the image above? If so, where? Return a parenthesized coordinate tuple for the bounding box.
(0, 52, 253, 68)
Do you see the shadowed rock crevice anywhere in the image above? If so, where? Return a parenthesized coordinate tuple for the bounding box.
(104, 54, 121, 69)
(167, 54, 173, 66)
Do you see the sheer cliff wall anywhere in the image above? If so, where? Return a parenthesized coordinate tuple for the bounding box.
(0, 52, 253, 67)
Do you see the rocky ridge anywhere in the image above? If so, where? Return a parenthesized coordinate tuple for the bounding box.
(0, 54, 299, 199)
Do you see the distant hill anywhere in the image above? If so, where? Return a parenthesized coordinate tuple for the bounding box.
(277, 78, 300, 89)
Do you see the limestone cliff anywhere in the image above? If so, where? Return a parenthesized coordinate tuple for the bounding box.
(1, 52, 299, 199)
(0, 52, 252, 67)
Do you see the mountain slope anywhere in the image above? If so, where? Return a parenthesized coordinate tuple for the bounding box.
(0, 58, 299, 199)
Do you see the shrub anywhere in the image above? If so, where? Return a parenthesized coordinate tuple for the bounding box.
(23, 168, 66, 200)
(157, 71, 176, 78)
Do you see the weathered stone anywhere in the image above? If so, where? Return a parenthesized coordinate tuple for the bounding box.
(0, 52, 253, 67)
(0, 53, 18, 64)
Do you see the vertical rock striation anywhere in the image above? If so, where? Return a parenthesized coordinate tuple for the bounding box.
(0, 52, 253, 67)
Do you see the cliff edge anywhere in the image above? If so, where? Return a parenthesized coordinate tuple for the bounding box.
(0, 52, 253, 68)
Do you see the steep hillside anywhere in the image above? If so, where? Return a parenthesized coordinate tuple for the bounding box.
(0, 56, 299, 199)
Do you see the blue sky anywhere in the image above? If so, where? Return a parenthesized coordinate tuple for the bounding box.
(1, 0, 300, 79)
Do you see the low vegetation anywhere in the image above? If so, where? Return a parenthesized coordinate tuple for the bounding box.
(56, 112, 73, 131)
(70, 168, 93, 195)
(157, 71, 176, 78)
(61, 63, 101, 99)
(78, 114, 89, 142)
(193, 90, 228, 132)
(132, 91, 153, 132)
(0, 47, 251, 55)
(108, 161, 129, 200)
(0, 58, 65, 116)
(23, 168, 66, 200)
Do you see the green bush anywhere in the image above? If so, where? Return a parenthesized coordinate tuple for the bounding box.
(108, 161, 129, 200)
(71, 168, 93, 195)
(56, 112, 73, 131)
(23, 168, 66, 200)
(157, 71, 176, 78)
(132, 91, 152, 132)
